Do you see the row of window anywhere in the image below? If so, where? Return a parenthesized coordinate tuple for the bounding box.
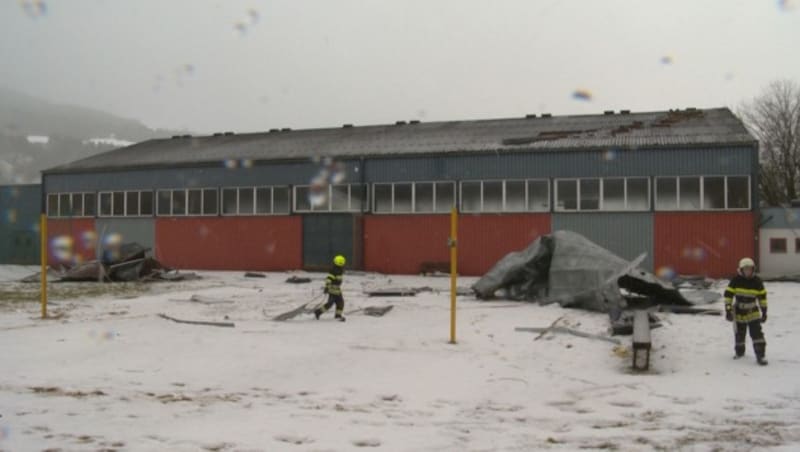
(46, 176, 752, 218)
(769, 237, 800, 254)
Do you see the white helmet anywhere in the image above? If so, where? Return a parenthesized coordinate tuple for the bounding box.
(738, 257, 755, 269)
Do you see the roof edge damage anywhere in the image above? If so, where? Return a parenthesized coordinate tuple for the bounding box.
(43, 107, 756, 174)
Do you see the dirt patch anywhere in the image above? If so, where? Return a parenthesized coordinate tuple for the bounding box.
(29, 386, 107, 398)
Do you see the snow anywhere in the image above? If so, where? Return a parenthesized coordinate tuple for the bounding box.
(1, 267, 799, 451)
(83, 137, 135, 147)
(26, 135, 50, 144)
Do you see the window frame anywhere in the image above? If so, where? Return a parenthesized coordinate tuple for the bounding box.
(554, 177, 650, 212)
(655, 175, 751, 211)
(460, 179, 550, 213)
(46, 192, 97, 218)
(156, 188, 219, 217)
(221, 185, 290, 216)
(372, 181, 456, 214)
(293, 183, 368, 213)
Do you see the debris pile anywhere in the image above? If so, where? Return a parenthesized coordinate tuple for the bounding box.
(34, 242, 200, 283)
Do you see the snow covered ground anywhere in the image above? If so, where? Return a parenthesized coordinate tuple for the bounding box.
(1, 266, 799, 451)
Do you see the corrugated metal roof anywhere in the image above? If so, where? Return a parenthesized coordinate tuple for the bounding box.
(44, 107, 756, 174)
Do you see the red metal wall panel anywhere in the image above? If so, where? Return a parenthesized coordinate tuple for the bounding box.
(46, 218, 98, 266)
(364, 214, 551, 276)
(155, 217, 302, 271)
(459, 214, 552, 276)
(364, 215, 451, 275)
(654, 212, 756, 278)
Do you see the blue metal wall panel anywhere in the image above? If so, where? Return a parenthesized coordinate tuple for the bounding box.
(0, 184, 42, 264)
(363, 147, 755, 182)
(45, 159, 364, 192)
(551, 212, 654, 271)
(45, 147, 755, 193)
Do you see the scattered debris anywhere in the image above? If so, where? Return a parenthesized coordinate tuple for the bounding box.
(285, 276, 312, 284)
(365, 288, 418, 297)
(157, 313, 235, 328)
(169, 294, 235, 305)
(533, 315, 565, 341)
(657, 305, 720, 316)
(37, 242, 199, 283)
(514, 326, 621, 345)
(761, 274, 800, 283)
(346, 305, 395, 317)
(419, 262, 449, 275)
(244, 272, 266, 278)
(271, 303, 312, 322)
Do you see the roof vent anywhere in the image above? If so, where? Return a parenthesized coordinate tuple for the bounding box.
(525, 114, 537, 119)
(395, 120, 407, 125)
(604, 110, 614, 115)
(409, 120, 421, 124)
(224, 131, 234, 136)
(541, 113, 552, 118)
(213, 132, 223, 137)
(620, 110, 631, 115)
(269, 128, 280, 133)
(281, 128, 291, 132)
(342, 124, 353, 128)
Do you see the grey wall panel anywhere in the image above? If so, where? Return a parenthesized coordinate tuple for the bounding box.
(364, 147, 755, 182)
(94, 218, 155, 254)
(45, 159, 365, 193)
(551, 212, 654, 271)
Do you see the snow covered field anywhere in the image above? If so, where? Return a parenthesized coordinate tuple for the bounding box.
(1, 266, 799, 451)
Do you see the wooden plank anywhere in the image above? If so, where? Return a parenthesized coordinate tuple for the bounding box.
(632, 310, 651, 370)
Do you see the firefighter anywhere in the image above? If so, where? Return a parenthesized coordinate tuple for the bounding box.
(314, 254, 347, 322)
(724, 257, 768, 365)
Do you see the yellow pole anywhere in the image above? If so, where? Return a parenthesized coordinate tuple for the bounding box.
(40, 213, 47, 318)
(449, 206, 458, 344)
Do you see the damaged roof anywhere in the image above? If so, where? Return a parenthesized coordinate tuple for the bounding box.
(45, 107, 756, 174)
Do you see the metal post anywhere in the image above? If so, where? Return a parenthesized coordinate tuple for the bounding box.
(449, 206, 458, 344)
(40, 213, 47, 318)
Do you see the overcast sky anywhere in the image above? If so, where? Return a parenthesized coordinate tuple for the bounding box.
(1, 0, 799, 134)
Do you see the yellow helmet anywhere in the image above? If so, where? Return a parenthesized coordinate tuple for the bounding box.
(738, 257, 755, 269)
(333, 255, 346, 267)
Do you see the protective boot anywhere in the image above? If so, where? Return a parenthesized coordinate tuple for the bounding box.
(335, 315, 346, 322)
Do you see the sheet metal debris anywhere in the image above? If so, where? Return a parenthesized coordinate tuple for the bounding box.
(472, 230, 719, 314)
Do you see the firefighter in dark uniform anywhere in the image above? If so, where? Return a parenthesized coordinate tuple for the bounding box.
(724, 257, 768, 365)
(314, 254, 346, 322)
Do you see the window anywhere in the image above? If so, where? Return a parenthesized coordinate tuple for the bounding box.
(156, 188, 217, 216)
(555, 179, 577, 211)
(222, 186, 289, 215)
(656, 176, 750, 211)
(770, 238, 787, 254)
(655, 178, 677, 210)
(626, 178, 649, 210)
(703, 176, 725, 210)
(294, 184, 368, 213)
(46, 192, 96, 217)
(579, 179, 600, 210)
(727, 176, 750, 209)
(461, 179, 549, 212)
(603, 178, 625, 210)
(373, 181, 455, 214)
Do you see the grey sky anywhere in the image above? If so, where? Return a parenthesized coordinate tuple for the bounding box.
(1, 0, 799, 134)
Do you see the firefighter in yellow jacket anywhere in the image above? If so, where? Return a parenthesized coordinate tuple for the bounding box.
(724, 257, 768, 365)
(314, 255, 346, 322)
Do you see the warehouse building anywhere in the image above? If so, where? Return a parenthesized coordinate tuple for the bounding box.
(41, 107, 759, 278)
